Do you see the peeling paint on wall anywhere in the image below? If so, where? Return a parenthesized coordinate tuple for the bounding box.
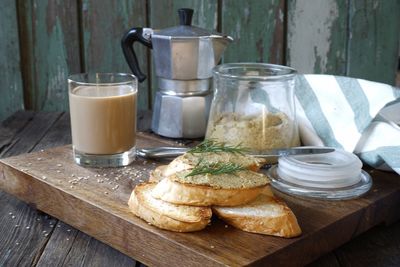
(288, 0, 340, 73)
(1, 0, 399, 121)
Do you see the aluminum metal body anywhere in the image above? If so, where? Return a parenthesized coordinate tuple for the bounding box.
(151, 90, 212, 138)
(122, 8, 232, 138)
(151, 27, 233, 80)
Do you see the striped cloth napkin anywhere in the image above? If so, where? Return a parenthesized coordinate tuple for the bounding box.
(295, 74, 400, 174)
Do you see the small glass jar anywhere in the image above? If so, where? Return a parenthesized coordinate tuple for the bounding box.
(206, 63, 300, 152)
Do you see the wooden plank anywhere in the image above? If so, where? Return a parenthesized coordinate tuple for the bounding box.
(29, 112, 138, 266)
(32, 112, 71, 152)
(36, 224, 137, 267)
(334, 222, 400, 266)
(137, 109, 152, 132)
(149, 0, 217, 29)
(221, 0, 285, 64)
(0, 112, 62, 158)
(0, 111, 143, 267)
(81, 0, 150, 110)
(309, 221, 400, 267)
(29, 110, 183, 267)
(148, 0, 218, 105)
(308, 252, 341, 267)
(0, 0, 24, 122)
(287, 0, 348, 74)
(17, 0, 81, 111)
(1, 111, 400, 265)
(347, 0, 400, 85)
(0, 192, 59, 267)
(0, 112, 62, 266)
(0, 111, 35, 156)
(1, 143, 399, 266)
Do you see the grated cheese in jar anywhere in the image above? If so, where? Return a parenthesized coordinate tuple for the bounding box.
(205, 112, 300, 151)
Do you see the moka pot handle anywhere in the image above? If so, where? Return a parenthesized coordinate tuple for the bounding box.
(121, 28, 153, 83)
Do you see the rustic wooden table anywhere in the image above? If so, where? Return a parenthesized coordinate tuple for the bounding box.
(0, 110, 399, 267)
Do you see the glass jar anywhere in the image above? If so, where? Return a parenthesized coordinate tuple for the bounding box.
(205, 63, 300, 152)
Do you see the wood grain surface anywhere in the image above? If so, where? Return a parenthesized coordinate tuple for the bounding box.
(287, 0, 348, 75)
(2, 0, 400, 121)
(222, 0, 285, 64)
(287, 0, 400, 85)
(1, 136, 399, 266)
(1, 111, 400, 266)
(17, 0, 81, 112)
(81, 0, 150, 110)
(0, 112, 56, 267)
(0, 111, 155, 266)
(347, 0, 400, 85)
(0, 0, 24, 122)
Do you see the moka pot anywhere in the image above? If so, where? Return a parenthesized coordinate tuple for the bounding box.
(122, 8, 233, 138)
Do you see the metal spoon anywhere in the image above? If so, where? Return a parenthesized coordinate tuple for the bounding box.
(137, 146, 335, 159)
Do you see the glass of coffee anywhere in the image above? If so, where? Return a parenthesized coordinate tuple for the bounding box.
(68, 73, 137, 167)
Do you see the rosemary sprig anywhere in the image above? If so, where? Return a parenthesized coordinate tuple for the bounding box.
(188, 139, 247, 155)
(185, 158, 246, 177)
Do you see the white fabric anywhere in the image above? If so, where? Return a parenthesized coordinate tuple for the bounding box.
(296, 74, 400, 175)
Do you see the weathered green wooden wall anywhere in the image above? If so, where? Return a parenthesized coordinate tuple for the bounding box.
(287, 0, 348, 75)
(222, 0, 285, 64)
(347, 0, 400, 85)
(17, 0, 81, 112)
(81, 0, 149, 109)
(287, 0, 400, 84)
(0, 0, 399, 121)
(0, 0, 24, 122)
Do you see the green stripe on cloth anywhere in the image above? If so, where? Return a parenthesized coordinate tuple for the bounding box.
(295, 75, 343, 148)
(373, 114, 388, 123)
(335, 77, 372, 133)
(358, 146, 400, 172)
(357, 150, 386, 167)
(377, 146, 400, 170)
(393, 87, 400, 98)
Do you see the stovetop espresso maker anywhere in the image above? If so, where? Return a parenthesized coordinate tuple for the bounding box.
(122, 8, 233, 138)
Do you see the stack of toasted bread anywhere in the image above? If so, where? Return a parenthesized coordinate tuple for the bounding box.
(128, 141, 302, 238)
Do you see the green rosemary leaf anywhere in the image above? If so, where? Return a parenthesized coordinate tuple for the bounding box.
(188, 139, 247, 155)
(185, 159, 246, 177)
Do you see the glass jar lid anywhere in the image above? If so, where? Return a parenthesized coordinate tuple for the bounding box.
(267, 148, 372, 200)
(154, 8, 227, 39)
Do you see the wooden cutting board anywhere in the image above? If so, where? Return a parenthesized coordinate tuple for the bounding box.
(0, 133, 399, 267)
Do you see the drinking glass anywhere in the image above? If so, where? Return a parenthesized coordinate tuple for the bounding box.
(68, 73, 137, 167)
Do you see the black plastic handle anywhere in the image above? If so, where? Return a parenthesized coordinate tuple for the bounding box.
(178, 8, 193, 26)
(121, 28, 152, 83)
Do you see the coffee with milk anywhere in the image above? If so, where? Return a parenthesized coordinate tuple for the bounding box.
(69, 85, 137, 155)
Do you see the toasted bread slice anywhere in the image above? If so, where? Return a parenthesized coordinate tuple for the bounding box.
(213, 193, 302, 238)
(149, 165, 168, 182)
(152, 172, 269, 206)
(164, 152, 266, 177)
(128, 183, 212, 232)
(261, 185, 274, 197)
